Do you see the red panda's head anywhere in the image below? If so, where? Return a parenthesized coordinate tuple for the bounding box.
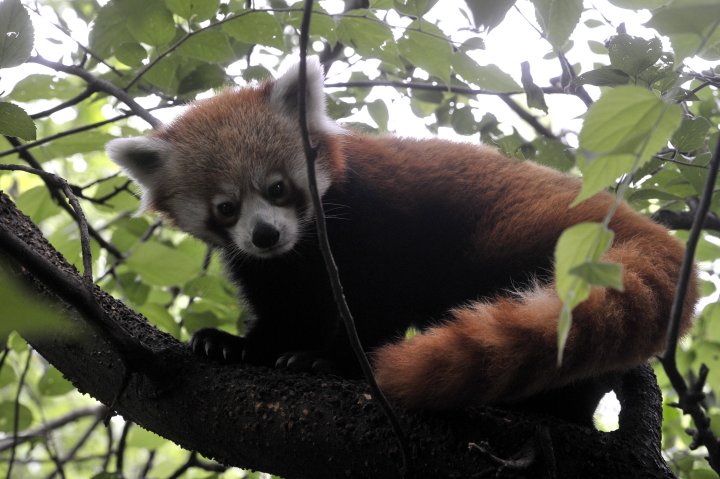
(106, 58, 345, 258)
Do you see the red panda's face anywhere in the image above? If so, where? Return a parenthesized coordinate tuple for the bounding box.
(105, 58, 342, 259)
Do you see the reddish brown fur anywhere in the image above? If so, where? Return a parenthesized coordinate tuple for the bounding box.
(118, 77, 697, 413)
(363, 136, 697, 408)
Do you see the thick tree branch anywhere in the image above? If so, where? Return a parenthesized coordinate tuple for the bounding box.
(0, 190, 677, 478)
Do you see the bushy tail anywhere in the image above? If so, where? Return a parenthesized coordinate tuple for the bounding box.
(374, 219, 696, 410)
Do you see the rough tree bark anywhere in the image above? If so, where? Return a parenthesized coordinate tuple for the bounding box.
(0, 191, 675, 478)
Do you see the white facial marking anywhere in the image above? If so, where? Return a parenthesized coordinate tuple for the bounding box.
(167, 195, 212, 241)
(231, 195, 298, 258)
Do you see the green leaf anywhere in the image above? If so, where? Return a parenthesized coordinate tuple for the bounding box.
(125, 241, 202, 287)
(9, 74, 84, 102)
(646, 3, 720, 37)
(579, 86, 682, 163)
(142, 55, 179, 93)
(671, 116, 712, 152)
(555, 222, 614, 304)
(15, 185, 57, 223)
(531, 0, 583, 49)
(459, 37, 485, 52)
(0, 401, 33, 432)
(0, 0, 34, 69)
(463, 0, 516, 31)
(398, 20, 452, 84)
(0, 362, 16, 388)
(38, 366, 75, 396)
(91, 473, 123, 479)
(574, 67, 630, 87)
(574, 154, 636, 206)
(520, 61, 547, 113)
(367, 99, 389, 131)
(164, 0, 219, 21)
(89, 1, 135, 58)
(0, 363, 15, 388)
(178, 30, 234, 62)
(182, 309, 224, 333)
(127, 427, 167, 449)
(337, 14, 395, 61)
(223, 11, 283, 49)
(453, 53, 521, 91)
(178, 63, 227, 95)
(532, 138, 573, 172)
(554, 222, 614, 362)
(114, 42, 147, 67)
(450, 106, 477, 136)
(42, 132, 116, 161)
(138, 303, 179, 336)
(569, 262, 624, 291)
(393, 0, 439, 17)
(607, 33, 663, 77)
(0, 265, 69, 339)
(609, 0, 667, 8)
(125, 0, 176, 46)
(184, 275, 236, 304)
(285, 5, 338, 47)
(0, 102, 35, 140)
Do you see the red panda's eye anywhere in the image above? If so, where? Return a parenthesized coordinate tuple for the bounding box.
(217, 201, 237, 218)
(268, 181, 286, 200)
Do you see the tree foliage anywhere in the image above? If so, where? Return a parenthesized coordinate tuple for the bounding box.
(0, 0, 719, 477)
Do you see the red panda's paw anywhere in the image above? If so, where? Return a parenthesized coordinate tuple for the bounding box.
(275, 350, 339, 375)
(190, 328, 247, 363)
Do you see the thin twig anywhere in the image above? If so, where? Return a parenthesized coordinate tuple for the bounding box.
(661, 128, 720, 472)
(29, 56, 161, 129)
(115, 420, 132, 477)
(3, 137, 124, 259)
(25, 5, 124, 77)
(7, 350, 33, 479)
(297, 1, 411, 476)
(30, 87, 95, 120)
(0, 164, 93, 283)
(499, 94, 555, 139)
(0, 406, 105, 452)
(0, 104, 175, 160)
(325, 79, 567, 96)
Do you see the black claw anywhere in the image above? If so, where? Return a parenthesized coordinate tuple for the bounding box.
(189, 328, 245, 364)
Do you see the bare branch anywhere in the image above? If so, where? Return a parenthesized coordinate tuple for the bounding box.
(660, 126, 720, 472)
(29, 56, 161, 129)
(296, 3, 411, 476)
(0, 104, 176, 160)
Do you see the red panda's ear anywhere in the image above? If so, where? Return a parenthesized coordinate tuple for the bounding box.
(269, 57, 342, 135)
(105, 136, 173, 207)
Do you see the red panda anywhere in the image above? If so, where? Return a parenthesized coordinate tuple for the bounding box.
(106, 59, 696, 424)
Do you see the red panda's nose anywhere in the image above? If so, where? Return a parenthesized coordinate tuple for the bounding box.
(252, 221, 280, 249)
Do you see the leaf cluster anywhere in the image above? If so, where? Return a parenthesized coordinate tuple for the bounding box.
(0, 0, 719, 477)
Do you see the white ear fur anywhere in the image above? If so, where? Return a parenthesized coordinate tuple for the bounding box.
(269, 58, 342, 135)
(105, 136, 173, 206)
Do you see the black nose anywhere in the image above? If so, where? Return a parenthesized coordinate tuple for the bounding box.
(252, 221, 280, 249)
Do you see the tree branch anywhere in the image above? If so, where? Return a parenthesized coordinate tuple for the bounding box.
(297, 2, 411, 475)
(660, 126, 720, 472)
(0, 190, 676, 478)
(29, 56, 161, 129)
